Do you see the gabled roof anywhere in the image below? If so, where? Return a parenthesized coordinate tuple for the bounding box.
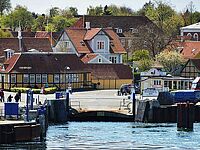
(189, 59, 200, 71)
(86, 64, 132, 79)
(72, 15, 156, 32)
(1, 53, 87, 73)
(64, 28, 126, 54)
(181, 22, 200, 30)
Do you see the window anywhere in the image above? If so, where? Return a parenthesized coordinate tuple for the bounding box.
(54, 74, 60, 83)
(66, 74, 79, 82)
(23, 74, 29, 83)
(11, 74, 16, 83)
(36, 74, 41, 83)
(65, 41, 70, 48)
(97, 41, 105, 50)
(115, 28, 123, 33)
(42, 74, 47, 83)
(109, 56, 117, 63)
(153, 80, 161, 85)
(131, 28, 138, 33)
(194, 33, 199, 41)
(30, 74, 35, 83)
(187, 33, 192, 38)
(98, 58, 102, 63)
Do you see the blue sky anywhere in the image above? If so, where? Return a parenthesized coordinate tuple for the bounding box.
(10, 0, 200, 15)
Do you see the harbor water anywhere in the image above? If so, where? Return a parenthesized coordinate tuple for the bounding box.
(1, 122, 200, 149)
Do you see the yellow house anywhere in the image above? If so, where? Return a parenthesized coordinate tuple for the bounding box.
(0, 53, 91, 90)
(86, 64, 133, 89)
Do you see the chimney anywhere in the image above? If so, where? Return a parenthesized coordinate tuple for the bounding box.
(18, 24, 22, 51)
(85, 22, 91, 30)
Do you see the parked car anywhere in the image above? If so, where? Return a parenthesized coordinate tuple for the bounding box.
(119, 84, 132, 95)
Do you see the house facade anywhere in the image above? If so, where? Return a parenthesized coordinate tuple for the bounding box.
(0, 53, 91, 90)
(180, 22, 200, 41)
(141, 68, 192, 93)
(54, 28, 126, 64)
(180, 59, 200, 79)
(72, 15, 161, 58)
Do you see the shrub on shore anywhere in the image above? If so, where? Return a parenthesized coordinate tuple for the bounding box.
(10, 87, 57, 94)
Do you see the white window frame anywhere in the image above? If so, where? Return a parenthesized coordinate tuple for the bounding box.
(97, 41, 105, 50)
(42, 74, 47, 83)
(194, 33, 199, 41)
(109, 56, 117, 63)
(23, 74, 29, 83)
(98, 58, 102, 63)
(187, 33, 192, 37)
(36, 74, 41, 83)
(64, 41, 70, 48)
(30, 74, 35, 83)
(54, 74, 60, 83)
(11, 74, 16, 83)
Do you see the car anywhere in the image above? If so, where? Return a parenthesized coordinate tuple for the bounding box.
(119, 84, 132, 95)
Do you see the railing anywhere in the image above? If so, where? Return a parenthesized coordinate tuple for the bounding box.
(119, 99, 132, 114)
(70, 101, 81, 110)
(0, 108, 4, 118)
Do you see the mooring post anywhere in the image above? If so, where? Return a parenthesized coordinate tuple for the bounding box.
(131, 88, 136, 121)
(26, 90, 29, 122)
(177, 102, 194, 131)
(66, 90, 70, 114)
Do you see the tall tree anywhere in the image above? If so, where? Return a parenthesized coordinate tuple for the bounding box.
(0, 0, 11, 16)
(2, 5, 34, 31)
(87, 5, 103, 15)
(156, 50, 186, 73)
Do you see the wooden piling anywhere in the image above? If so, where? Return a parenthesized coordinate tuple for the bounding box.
(177, 102, 194, 131)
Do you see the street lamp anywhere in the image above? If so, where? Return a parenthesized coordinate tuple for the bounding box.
(64, 66, 70, 89)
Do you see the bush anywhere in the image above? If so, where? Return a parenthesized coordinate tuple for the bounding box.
(10, 87, 57, 94)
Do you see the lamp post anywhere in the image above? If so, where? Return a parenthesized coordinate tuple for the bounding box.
(64, 66, 70, 90)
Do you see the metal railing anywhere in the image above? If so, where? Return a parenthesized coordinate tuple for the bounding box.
(119, 99, 132, 114)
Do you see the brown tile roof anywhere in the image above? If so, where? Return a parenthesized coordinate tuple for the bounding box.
(65, 28, 125, 54)
(2, 53, 87, 73)
(0, 38, 52, 53)
(72, 15, 155, 32)
(11, 32, 36, 37)
(86, 64, 133, 79)
(35, 31, 61, 45)
(81, 54, 98, 63)
(177, 41, 200, 59)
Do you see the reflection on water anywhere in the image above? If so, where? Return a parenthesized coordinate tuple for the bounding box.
(1, 122, 200, 149)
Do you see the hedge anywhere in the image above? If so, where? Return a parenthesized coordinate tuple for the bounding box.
(10, 87, 58, 94)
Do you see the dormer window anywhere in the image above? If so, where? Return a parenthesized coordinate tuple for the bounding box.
(193, 33, 198, 41)
(97, 41, 105, 50)
(130, 28, 138, 33)
(65, 41, 70, 48)
(4, 49, 14, 60)
(115, 28, 123, 33)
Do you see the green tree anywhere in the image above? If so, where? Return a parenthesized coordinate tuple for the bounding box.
(49, 7, 60, 18)
(0, 28, 11, 37)
(156, 50, 186, 73)
(0, 0, 11, 16)
(33, 15, 46, 31)
(3, 5, 34, 31)
(131, 50, 153, 71)
(87, 5, 103, 15)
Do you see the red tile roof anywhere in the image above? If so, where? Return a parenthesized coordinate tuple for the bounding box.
(86, 64, 133, 79)
(177, 41, 200, 59)
(81, 54, 98, 63)
(1, 53, 87, 73)
(84, 28, 101, 40)
(65, 28, 126, 54)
